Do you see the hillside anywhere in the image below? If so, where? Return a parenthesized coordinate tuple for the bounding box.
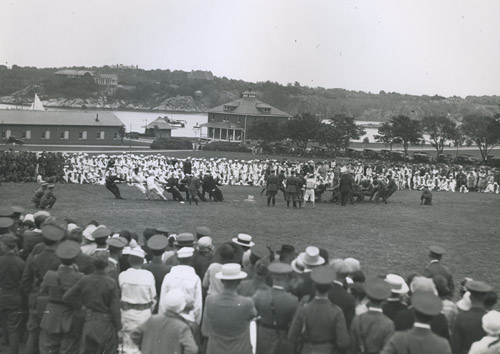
(0, 65, 499, 121)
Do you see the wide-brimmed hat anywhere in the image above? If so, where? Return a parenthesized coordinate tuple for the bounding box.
(215, 263, 247, 280)
(385, 274, 410, 294)
(482, 310, 500, 335)
(163, 289, 187, 314)
(291, 254, 305, 274)
(232, 233, 255, 248)
(302, 246, 325, 266)
(175, 233, 195, 247)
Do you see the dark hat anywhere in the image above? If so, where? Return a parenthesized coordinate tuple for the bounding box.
(310, 266, 335, 285)
(106, 237, 128, 249)
(364, 277, 392, 301)
(91, 250, 109, 265)
(11, 206, 24, 216)
(92, 227, 112, 239)
(466, 280, 493, 293)
(0, 217, 14, 231)
(147, 234, 169, 251)
(268, 262, 293, 274)
(251, 244, 271, 259)
(196, 226, 211, 238)
(412, 292, 443, 316)
(41, 223, 66, 241)
(56, 241, 81, 260)
(156, 228, 169, 236)
(429, 245, 445, 255)
(176, 233, 195, 247)
(0, 234, 18, 247)
(0, 207, 14, 218)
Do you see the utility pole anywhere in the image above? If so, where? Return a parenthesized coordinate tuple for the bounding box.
(129, 123, 132, 150)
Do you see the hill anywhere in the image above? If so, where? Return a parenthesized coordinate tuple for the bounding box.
(0, 65, 499, 121)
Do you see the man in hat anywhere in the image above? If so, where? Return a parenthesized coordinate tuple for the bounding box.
(0, 234, 26, 354)
(382, 274, 409, 321)
(63, 250, 122, 354)
(350, 277, 394, 354)
(195, 226, 211, 240)
(328, 259, 356, 330)
(195, 236, 214, 281)
(118, 247, 156, 354)
(131, 289, 198, 354)
(39, 241, 85, 354)
(188, 174, 201, 205)
(159, 247, 202, 324)
(39, 184, 57, 209)
(0, 217, 14, 236)
(285, 170, 301, 209)
(288, 266, 350, 354)
(380, 292, 451, 354)
(451, 280, 493, 354)
(90, 226, 112, 255)
(423, 245, 454, 294)
(252, 262, 299, 354)
(106, 236, 128, 280)
(20, 211, 50, 260)
(32, 183, 48, 208)
(339, 166, 353, 206)
(202, 263, 257, 354)
(105, 172, 126, 199)
(143, 234, 172, 312)
(265, 170, 280, 207)
(291, 246, 325, 301)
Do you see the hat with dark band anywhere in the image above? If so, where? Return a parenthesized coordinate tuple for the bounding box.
(232, 234, 255, 248)
(0, 217, 14, 233)
(56, 241, 81, 260)
(175, 233, 195, 247)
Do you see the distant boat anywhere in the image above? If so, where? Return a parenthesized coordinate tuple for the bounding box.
(30, 94, 46, 111)
(158, 116, 186, 128)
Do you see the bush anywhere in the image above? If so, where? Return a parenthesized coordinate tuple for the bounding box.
(202, 141, 251, 153)
(150, 138, 193, 150)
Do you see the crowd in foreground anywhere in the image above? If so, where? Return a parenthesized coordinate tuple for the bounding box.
(1, 151, 500, 195)
(0, 206, 498, 354)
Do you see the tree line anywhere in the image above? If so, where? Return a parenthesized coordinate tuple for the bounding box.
(248, 113, 500, 162)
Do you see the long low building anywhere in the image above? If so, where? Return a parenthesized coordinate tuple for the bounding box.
(0, 110, 124, 145)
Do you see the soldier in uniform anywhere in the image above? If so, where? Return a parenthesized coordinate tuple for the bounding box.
(265, 170, 280, 207)
(380, 292, 451, 354)
(288, 266, 350, 354)
(63, 251, 122, 354)
(0, 234, 26, 354)
(106, 237, 128, 281)
(385, 174, 398, 200)
(252, 262, 299, 354)
(423, 246, 454, 294)
(39, 241, 84, 354)
(20, 220, 66, 354)
(143, 234, 171, 313)
(39, 184, 57, 210)
(105, 172, 126, 199)
(32, 183, 48, 208)
(285, 170, 300, 209)
(350, 277, 394, 354)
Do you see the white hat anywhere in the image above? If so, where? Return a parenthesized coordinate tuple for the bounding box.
(82, 225, 97, 241)
(344, 258, 361, 273)
(177, 247, 195, 259)
(340, 167, 348, 173)
(482, 310, 500, 335)
(215, 263, 247, 280)
(197, 236, 213, 250)
(162, 289, 187, 314)
(291, 255, 305, 274)
(67, 223, 80, 233)
(385, 274, 410, 294)
(23, 214, 35, 223)
(232, 234, 255, 248)
(127, 247, 146, 259)
(301, 246, 325, 266)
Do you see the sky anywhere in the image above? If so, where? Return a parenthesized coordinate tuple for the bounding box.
(1, 0, 499, 97)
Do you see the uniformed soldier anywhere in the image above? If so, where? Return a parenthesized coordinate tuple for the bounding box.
(423, 245, 454, 294)
(91, 226, 112, 255)
(39, 241, 84, 354)
(143, 234, 172, 313)
(265, 170, 280, 207)
(39, 184, 57, 210)
(285, 170, 300, 209)
(451, 280, 492, 354)
(253, 262, 299, 354)
(380, 292, 451, 354)
(288, 266, 350, 354)
(106, 237, 128, 281)
(32, 183, 48, 208)
(350, 277, 394, 354)
(0, 234, 26, 354)
(63, 251, 122, 354)
(20, 220, 66, 354)
(0, 217, 14, 236)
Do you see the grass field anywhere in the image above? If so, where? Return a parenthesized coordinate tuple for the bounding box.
(2, 182, 499, 293)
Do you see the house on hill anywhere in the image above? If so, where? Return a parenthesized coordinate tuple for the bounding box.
(55, 70, 118, 87)
(144, 117, 177, 138)
(201, 90, 291, 142)
(0, 110, 123, 145)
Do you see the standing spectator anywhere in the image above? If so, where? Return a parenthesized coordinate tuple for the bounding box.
(423, 246, 454, 295)
(339, 167, 353, 206)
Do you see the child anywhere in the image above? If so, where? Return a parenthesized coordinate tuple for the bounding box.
(420, 186, 433, 205)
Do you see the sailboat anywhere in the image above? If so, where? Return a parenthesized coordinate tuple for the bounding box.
(30, 94, 46, 111)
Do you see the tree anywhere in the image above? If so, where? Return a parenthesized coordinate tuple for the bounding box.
(374, 121, 401, 150)
(118, 125, 126, 145)
(362, 137, 370, 145)
(390, 115, 422, 160)
(451, 125, 465, 159)
(322, 114, 365, 154)
(421, 115, 459, 155)
(461, 114, 500, 162)
(285, 113, 322, 153)
(246, 121, 283, 145)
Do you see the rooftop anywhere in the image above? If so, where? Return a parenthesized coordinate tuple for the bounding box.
(208, 92, 291, 118)
(145, 117, 176, 130)
(0, 110, 123, 127)
(55, 70, 94, 76)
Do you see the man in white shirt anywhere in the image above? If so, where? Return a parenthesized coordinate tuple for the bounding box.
(146, 174, 167, 200)
(303, 174, 317, 209)
(159, 247, 202, 324)
(118, 248, 156, 354)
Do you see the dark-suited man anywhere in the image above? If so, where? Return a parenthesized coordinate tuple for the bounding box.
(285, 170, 301, 209)
(265, 170, 280, 206)
(339, 167, 353, 206)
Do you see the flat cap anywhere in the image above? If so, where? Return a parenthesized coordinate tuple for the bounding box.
(429, 245, 446, 255)
(251, 244, 271, 259)
(466, 280, 493, 293)
(0, 207, 14, 217)
(147, 234, 169, 251)
(56, 241, 81, 260)
(0, 217, 14, 230)
(176, 233, 195, 247)
(0, 234, 18, 247)
(412, 292, 443, 316)
(310, 266, 335, 285)
(106, 237, 128, 249)
(41, 224, 66, 241)
(11, 206, 25, 215)
(268, 262, 293, 274)
(365, 277, 392, 301)
(196, 226, 211, 237)
(92, 227, 112, 239)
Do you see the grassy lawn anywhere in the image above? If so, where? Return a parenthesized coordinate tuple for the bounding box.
(2, 182, 499, 293)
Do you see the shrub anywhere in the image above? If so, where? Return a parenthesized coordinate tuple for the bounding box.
(150, 138, 193, 150)
(202, 141, 251, 152)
